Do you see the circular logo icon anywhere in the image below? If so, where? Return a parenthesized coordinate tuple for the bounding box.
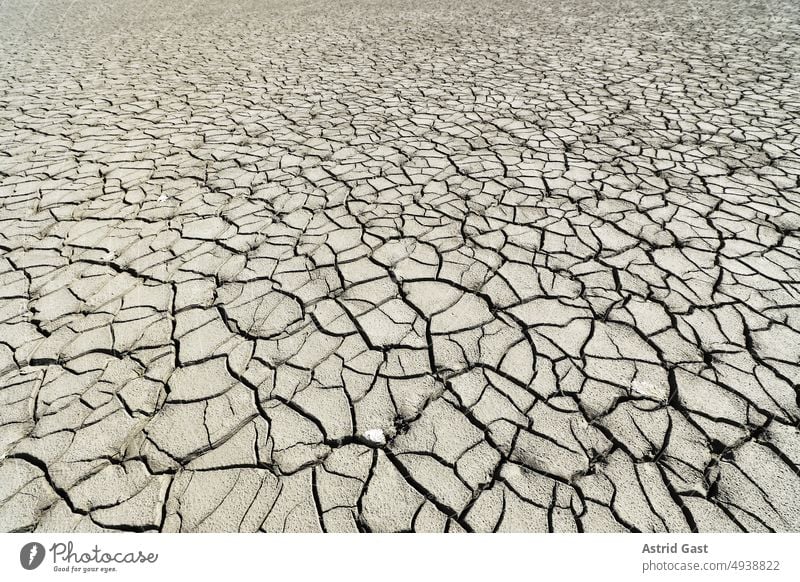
(20, 542, 46, 570)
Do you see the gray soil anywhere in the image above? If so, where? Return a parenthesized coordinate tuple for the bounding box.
(1, 0, 799, 532)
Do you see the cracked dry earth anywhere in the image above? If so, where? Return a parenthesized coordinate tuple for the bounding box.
(1, 0, 800, 534)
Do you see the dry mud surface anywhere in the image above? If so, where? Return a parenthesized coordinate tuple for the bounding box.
(1, 0, 800, 533)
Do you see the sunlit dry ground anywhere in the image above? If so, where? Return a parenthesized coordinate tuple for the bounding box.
(1, 0, 799, 532)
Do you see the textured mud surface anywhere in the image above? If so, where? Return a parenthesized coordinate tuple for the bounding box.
(1, 0, 800, 532)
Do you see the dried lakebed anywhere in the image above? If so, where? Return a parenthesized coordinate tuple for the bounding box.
(0, 0, 799, 532)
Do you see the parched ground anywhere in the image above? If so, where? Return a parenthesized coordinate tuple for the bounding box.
(1, 0, 799, 533)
